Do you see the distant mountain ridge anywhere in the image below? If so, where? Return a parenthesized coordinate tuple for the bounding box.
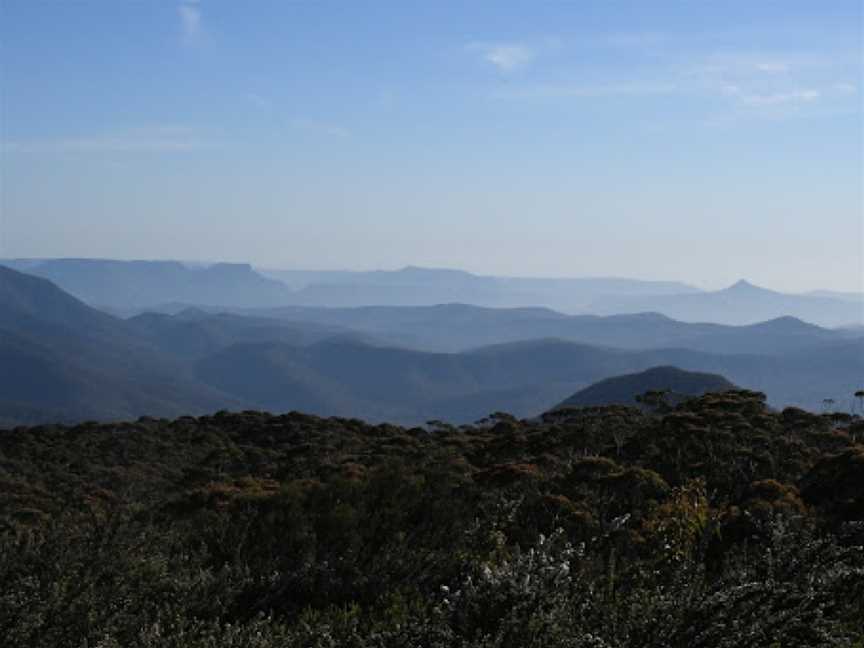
(261, 265, 699, 294)
(0, 265, 241, 423)
(3, 258, 701, 312)
(553, 366, 738, 410)
(1, 259, 297, 309)
(259, 266, 701, 310)
(1, 265, 862, 426)
(591, 279, 863, 327)
(224, 303, 843, 355)
(0, 264, 121, 341)
(126, 310, 372, 359)
(4, 259, 859, 327)
(807, 289, 864, 302)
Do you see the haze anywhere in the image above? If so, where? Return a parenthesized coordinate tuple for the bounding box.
(1, 1, 862, 292)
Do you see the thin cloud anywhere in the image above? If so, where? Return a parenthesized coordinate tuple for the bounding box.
(720, 82, 821, 107)
(469, 43, 535, 72)
(599, 32, 666, 49)
(179, 1, 201, 42)
(738, 89, 820, 106)
(684, 51, 859, 113)
(755, 62, 790, 73)
(2, 127, 210, 154)
(247, 93, 271, 109)
(290, 119, 349, 138)
(374, 88, 396, 110)
(695, 51, 831, 76)
(493, 80, 678, 100)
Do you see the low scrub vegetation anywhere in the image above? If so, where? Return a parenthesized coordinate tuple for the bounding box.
(1, 391, 862, 646)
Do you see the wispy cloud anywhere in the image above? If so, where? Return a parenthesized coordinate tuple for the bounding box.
(374, 88, 396, 110)
(493, 80, 678, 100)
(179, 1, 201, 42)
(247, 93, 271, 109)
(736, 88, 821, 106)
(290, 119, 349, 138)
(681, 50, 862, 114)
(469, 42, 535, 72)
(754, 61, 790, 74)
(2, 126, 210, 154)
(483, 47, 858, 122)
(598, 32, 666, 49)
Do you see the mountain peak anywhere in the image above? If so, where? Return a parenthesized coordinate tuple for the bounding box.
(747, 315, 823, 333)
(721, 279, 778, 296)
(727, 279, 759, 291)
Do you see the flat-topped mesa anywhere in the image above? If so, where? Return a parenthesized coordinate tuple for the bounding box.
(203, 263, 256, 277)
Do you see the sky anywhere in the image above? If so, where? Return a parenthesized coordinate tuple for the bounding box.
(0, 1, 862, 292)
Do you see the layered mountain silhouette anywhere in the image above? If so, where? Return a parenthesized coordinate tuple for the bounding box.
(4, 259, 700, 312)
(188, 336, 862, 423)
(5, 259, 860, 328)
(590, 280, 863, 327)
(553, 366, 738, 409)
(236, 303, 845, 354)
(1, 259, 296, 310)
(1, 265, 861, 426)
(0, 266, 240, 424)
(807, 289, 864, 302)
(259, 266, 700, 310)
(126, 309, 371, 359)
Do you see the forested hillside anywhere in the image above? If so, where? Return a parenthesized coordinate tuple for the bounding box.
(0, 266, 241, 425)
(4, 265, 862, 425)
(1, 391, 862, 646)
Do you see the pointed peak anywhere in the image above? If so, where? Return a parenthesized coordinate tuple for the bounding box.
(724, 279, 766, 293)
(747, 315, 819, 332)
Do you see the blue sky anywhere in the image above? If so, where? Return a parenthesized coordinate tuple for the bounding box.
(1, 1, 861, 291)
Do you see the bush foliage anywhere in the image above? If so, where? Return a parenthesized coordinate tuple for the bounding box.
(0, 390, 862, 646)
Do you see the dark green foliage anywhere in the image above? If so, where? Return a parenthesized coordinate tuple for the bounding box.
(0, 391, 862, 646)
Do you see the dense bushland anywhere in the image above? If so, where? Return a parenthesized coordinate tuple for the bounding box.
(1, 391, 862, 647)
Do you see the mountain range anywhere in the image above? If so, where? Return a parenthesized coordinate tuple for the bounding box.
(4, 258, 860, 327)
(590, 279, 864, 327)
(258, 265, 701, 311)
(0, 266, 241, 426)
(2, 264, 862, 426)
(228, 303, 849, 355)
(1, 259, 296, 310)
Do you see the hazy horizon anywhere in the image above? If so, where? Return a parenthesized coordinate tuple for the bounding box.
(1, 1, 862, 292)
(4, 255, 863, 296)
